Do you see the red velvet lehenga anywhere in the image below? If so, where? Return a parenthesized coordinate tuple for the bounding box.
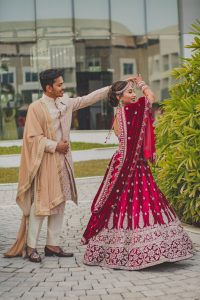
(81, 97, 193, 270)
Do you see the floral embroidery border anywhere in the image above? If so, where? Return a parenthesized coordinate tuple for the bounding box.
(83, 220, 193, 270)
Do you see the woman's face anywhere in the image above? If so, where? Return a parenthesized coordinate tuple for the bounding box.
(121, 87, 137, 105)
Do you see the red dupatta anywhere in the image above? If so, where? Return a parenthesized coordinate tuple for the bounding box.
(82, 97, 155, 243)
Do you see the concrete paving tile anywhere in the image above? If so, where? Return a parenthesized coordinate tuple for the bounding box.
(0, 178, 199, 300)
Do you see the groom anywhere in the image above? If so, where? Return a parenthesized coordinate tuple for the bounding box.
(5, 68, 110, 262)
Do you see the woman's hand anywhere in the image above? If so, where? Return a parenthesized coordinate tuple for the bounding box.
(125, 74, 143, 85)
(133, 74, 143, 85)
(134, 74, 156, 105)
(126, 74, 156, 104)
(125, 76, 137, 83)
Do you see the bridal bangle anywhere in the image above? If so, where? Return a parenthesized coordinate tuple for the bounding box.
(137, 81, 149, 92)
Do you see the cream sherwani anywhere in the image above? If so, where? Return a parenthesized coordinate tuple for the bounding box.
(5, 86, 109, 256)
(27, 86, 109, 248)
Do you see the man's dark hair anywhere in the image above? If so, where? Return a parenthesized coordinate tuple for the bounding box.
(39, 68, 64, 91)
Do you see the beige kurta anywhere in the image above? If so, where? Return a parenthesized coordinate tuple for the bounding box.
(41, 86, 109, 210)
(42, 95, 73, 215)
(4, 86, 109, 257)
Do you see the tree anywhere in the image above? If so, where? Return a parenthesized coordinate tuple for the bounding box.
(155, 20, 200, 225)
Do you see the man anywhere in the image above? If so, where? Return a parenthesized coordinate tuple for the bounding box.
(5, 68, 110, 262)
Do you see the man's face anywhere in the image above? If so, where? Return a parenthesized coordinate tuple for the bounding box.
(46, 76, 64, 99)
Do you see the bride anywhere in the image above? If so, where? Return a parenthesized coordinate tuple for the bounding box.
(81, 75, 193, 270)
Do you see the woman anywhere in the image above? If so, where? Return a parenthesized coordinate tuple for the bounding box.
(81, 75, 193, 270)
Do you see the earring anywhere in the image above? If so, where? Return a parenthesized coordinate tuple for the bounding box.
(118, 99, 123, 107)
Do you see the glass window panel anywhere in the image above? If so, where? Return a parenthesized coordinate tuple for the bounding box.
(0, 0, 36, 42)
(74, 0, 110, 38)
(0, 0, 35, 22)
(0, 42, 40, 139)
(110, 35, 146, 82)
(36, 0, 73, 38)
(179, 0, 200, 34)
(146, 0, 179, 34)
(74, 36, 113, 130)
(0, 0, 183, 137)
(25, 72, 38, 82)
(110, 0, 145, 35)
(32, 37, 76, 91)
(75, 39, 111, 72)
(123, 63, 134, 75)
(148, 34, 180, 101)
(2, 73, 14, 84)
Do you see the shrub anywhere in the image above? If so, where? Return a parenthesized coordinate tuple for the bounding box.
(155, 20, 200, 225)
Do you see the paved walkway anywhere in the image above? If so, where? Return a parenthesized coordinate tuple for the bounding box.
(0, 177, 200, 300)
(0, 148, 116, 168)
(0, 130, 118, 147)
(0, 131, 117, 167)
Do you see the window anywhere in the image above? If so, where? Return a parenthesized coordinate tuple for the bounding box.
(87, 58, 101, 72)
(25, 72, 38, 82)
(2, 72, 14, 84)
(120, 58, 136, 79)
(171, 52, 179, 68)
(155, 59, 160, 72)
(123, 63, 134, 75)
(162, 54, 169, 71)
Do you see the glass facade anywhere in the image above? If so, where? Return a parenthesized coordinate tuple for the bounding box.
(0, 0, 180, 139)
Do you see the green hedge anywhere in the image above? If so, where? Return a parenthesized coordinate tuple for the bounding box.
(155, 20, 200, 225)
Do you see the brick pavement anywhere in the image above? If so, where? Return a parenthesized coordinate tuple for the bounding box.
(0, 177, 200, 300)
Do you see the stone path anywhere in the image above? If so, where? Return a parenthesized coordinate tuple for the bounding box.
(0, 177, 200, 300)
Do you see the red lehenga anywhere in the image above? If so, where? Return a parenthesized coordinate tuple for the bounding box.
(81, 97, 193, 270)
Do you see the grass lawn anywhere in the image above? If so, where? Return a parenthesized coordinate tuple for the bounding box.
(0, 159, 109, 183)
(0, 142, 117, 155)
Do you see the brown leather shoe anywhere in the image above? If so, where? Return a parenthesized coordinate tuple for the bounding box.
(44, 246, 74, 257)
(25, 247, 41, 263)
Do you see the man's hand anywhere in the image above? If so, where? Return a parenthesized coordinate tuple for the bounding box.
(56, 140, 69, 154)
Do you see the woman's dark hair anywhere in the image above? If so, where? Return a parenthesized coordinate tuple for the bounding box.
(39, 68, 64, 91)
(108, 81, 127, 107)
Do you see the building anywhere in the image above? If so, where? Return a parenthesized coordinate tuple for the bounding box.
(0, 0, 199, 139)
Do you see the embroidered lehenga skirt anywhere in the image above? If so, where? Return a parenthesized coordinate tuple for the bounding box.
(81, 98, 193, 270)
